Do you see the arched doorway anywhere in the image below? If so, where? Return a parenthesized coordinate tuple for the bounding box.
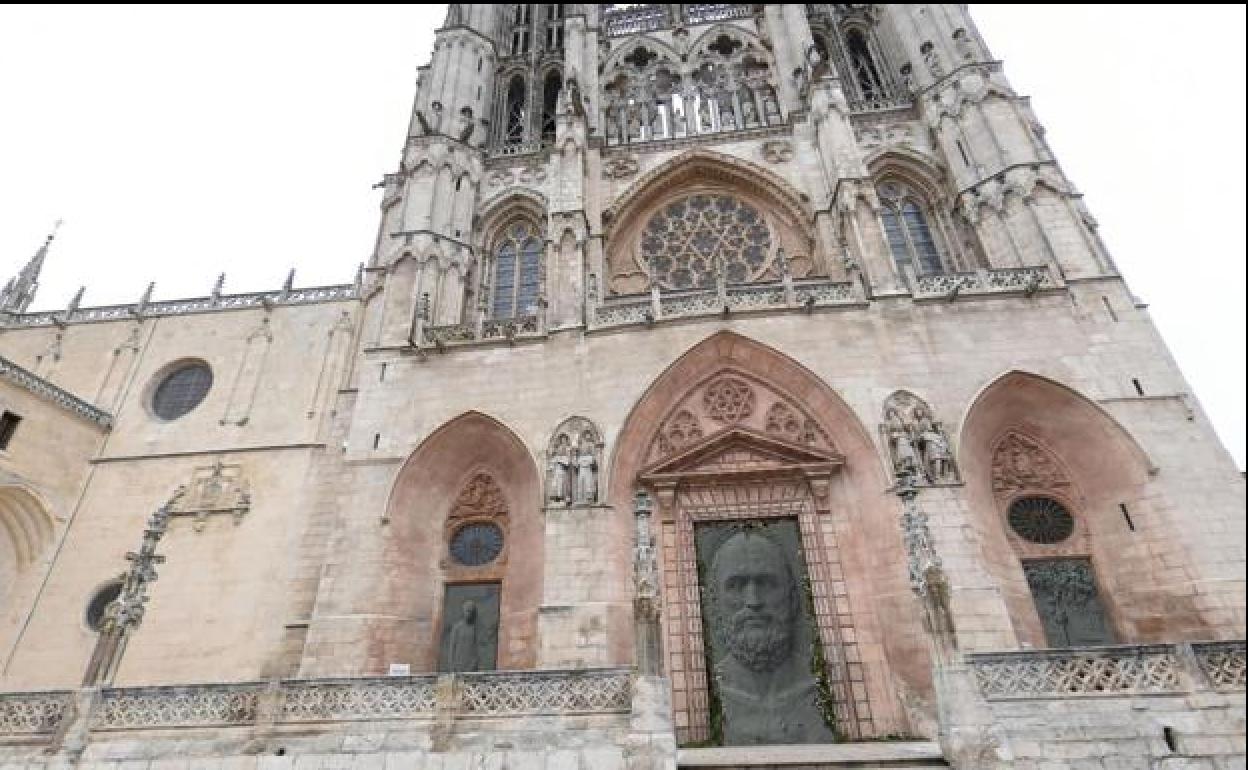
(609, 332, 925, 745)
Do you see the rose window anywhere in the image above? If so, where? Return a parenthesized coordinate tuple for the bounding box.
(641, 194, 772, 290)
(1007, 496, 1075, 544)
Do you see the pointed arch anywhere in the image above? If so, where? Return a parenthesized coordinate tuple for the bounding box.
(956, 370, 1208, 647)
(603, 149, 821, 294)
(377, 411, 543, 673)
(601, 34, 682, 74)
(0, 485, 55, 571)
(609, 331, 927, 738)
(687, 22, 768, 58)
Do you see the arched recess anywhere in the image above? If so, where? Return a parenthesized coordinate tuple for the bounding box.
(380, 412, 543, 673)
(0, 485, 56, 613)
(866, 149, 983, 275)
(957, 370, 1208, 648)
(603, 149, 822, 296)
(609, 331, 928, 743)
(476, 193, 548, 321)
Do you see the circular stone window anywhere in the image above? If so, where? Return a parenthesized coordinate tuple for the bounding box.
(449, 522, 505, 567)
(151, 362, 213, 420)
(86, 580, 123, 632)
(1007, 496, 1075, 544)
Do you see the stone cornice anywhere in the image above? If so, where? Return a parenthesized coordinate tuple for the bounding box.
(0, 355, 112, 429)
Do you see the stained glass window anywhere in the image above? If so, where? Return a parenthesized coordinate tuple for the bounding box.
(450, 522, 505, 566)
(1008, 496, 1075, 544)
(878, 182, 946, 276)
(491, 221, 542, 319)
(151, 362, 213, 420)
(640, 194, 772, 290)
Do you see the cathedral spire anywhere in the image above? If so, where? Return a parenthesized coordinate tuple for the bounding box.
(1, 220, 61, 314)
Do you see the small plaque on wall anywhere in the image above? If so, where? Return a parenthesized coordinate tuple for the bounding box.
(387, 663, 411, 676)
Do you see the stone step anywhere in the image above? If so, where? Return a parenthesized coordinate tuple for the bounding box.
(677, 741, 948, 769)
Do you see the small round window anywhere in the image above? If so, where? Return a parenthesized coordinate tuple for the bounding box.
(86, 580, 123, 632)
(449, 522, 505, 567)
(151, 362, 213, 420)
(1007, 496, 1075, 544)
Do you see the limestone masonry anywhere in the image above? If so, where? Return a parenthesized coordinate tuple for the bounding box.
(0, 5, 1242, 769)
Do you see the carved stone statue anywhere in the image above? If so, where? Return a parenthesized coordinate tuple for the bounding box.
(706, 531, 836, 745)
(673, 107, 688, 135)
(573, 431, 598, 504)
(885, 407, 920, 479)
(442, 600, 480, 672)
(741, 93, 758, 126)
(548, 434, 573, 502)
(913, 406, 954, 483)
(698, 98, 713, 132)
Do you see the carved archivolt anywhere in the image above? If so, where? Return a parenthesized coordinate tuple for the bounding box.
(990, 431, 1071, 499)
(648, 371, 838, 463)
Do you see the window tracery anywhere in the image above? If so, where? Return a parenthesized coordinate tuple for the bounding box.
(641, 194, 772, 290)
(877, 180, 946, 276)
(489, 220, 543, 320)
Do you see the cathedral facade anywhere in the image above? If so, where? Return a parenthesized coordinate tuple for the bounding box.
(0, 5, 1243, 768)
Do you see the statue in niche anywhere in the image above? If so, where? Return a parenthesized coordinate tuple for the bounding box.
(698, 98, 713, 131)
(673, 107, 688, 136)
(573, 431, 599, 504)
(882, 393, 959, 485)
(741, 93, 758, 126)
(548, 434, 573, 503)
(702, 527, 836, 745)
(885, 407, 921, 480)
(650, 106, 664, 139)
(442, 600, 480, 672)
(627, 108, 643, 141)
(913, 406, 955, 483)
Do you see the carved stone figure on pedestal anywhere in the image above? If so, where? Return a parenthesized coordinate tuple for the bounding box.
(703, 529, 836, 745)
(574, 434, 598, 504)
(913, 406, 954, 483)
(548, 434, 573, 503)
(885, 407, 920, 479)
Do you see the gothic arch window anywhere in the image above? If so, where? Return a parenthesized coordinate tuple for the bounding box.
(504, 75, 527, 144)
(990, 432, 1117, 648)
(845, 28, 884, 102)
(877, 180, 946, 276)
(541, 70, 561, 142)
(490, 220, 543, 319)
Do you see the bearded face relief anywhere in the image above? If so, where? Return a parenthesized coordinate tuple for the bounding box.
(697, 521, 837, 746)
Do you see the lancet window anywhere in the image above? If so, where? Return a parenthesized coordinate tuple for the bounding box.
(809, 11, 904, 110)
(489, 220, 543, 319)
(877, 180, 946, 277)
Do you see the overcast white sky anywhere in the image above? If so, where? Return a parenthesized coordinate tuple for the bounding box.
(0, 5, 1243, 468)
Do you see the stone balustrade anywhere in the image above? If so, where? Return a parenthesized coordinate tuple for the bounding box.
(0, 284, 357, 329)
(0, 668, 633, 739)
(969, 641, 1246, 700)
(594, 278, 861, 329)
(422, 313, 542, 350)
(909, 265, 1058, 300)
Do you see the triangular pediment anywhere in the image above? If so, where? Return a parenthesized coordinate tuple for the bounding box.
(639, 426, 843, 481)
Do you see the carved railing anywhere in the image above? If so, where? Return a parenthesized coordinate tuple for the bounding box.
(0, 669, 633, 738)
(910, 265, 1057, 300)
(1, 284, 357, 329)
(847, 93, 914, 114)
(684, 4, 752, 24)
(458, 669, 631, 716)
(487, 140, 548, 159)
(422, 314, 542, 349)
(0, 355, 114, 428)
(593, 279, 860, 329)
(91, 683, 264, 730)
(280, 677, 437, 723)
(0, 691, 72, 735)
(603, 4, 669, 37)
(970, 644, 1198, 700)
(1192, 640, 1247, 692)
